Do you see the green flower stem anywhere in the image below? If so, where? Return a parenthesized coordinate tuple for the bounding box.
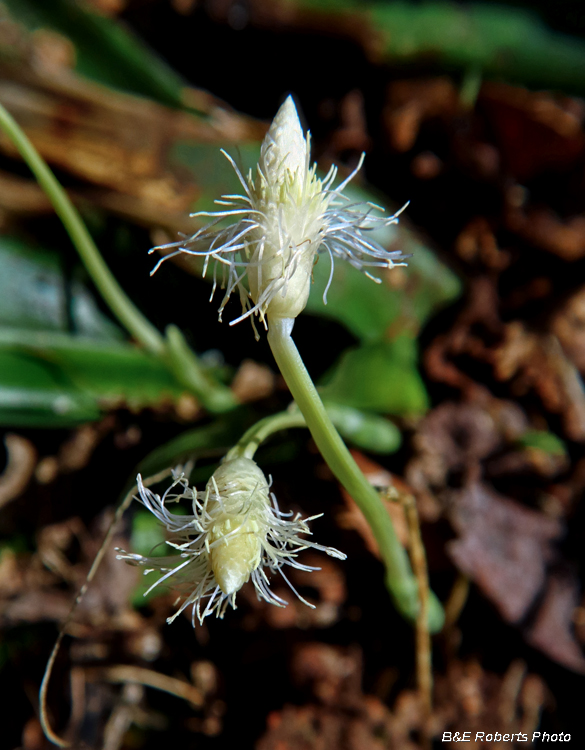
(226, 408, 307, 461)
(225, 403, 396, 461)
(267, 318, 444, 633)
(0, 101, 235, 413)
(165, 325, 236, 412)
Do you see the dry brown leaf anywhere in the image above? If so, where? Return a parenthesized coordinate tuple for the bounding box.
(329, 89, 371, 155)
(0, 18, 264, 230)
(447, 482, 562, 624)
(525, 571, 585, 674)
(424, 276, 585, 442)
(406, 400, 529, 504)
(493, 324, 585, 441)
(423, 277, 503, 398)
(0, 589, 71, 627)
(258, 643, 394, 750)
(258, 702, 385, 750)
(0, 170, 53, 216)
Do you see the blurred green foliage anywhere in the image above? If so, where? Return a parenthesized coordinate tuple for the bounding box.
(296, 0, 585, 94)
(517, 429, 567, 457)
(320, 338, 429, 416)
(2, 0, 187, 107)
(0, 237, 191, 426)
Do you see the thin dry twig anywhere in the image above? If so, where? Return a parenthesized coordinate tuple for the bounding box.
(397, 490, 433, 730)
(0, 433, 37, 508)
(39, 468, 172, 747)
(443, 573, 471, 629)
(86, 664, 204, 707)
(102, 683, 145, 750)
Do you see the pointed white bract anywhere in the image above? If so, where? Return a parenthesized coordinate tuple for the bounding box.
(151, 96, 407, 335)
(116, 457, 346, 625)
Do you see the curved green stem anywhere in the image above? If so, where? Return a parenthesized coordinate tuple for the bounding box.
(0, 101, 164, 355)
(267, 318, 444, 632)
(0, 101, 236, 413)
(225, 402, 398, 461)
(226, 407, 307, 460)
(165, 325, 236, 412)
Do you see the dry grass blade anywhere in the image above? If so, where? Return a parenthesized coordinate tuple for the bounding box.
(0, 433, 37, 509)
(395, 490, 434, 731)
(39, 468, 172, 747)
(87, 665, 204, 708)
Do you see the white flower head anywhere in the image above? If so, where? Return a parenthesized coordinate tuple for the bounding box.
(116, 457, 346, 625)
(151, 96, 408, 336)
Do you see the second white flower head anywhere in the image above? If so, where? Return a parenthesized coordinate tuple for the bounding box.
(116, 457, 346, 625)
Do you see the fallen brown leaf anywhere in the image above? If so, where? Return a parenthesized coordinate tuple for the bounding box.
(424, 276, 585, 442)
(0, 16, 264, 231)
(493, 324, 585, 441)
(406, 400, 529, 503)
(525, 571, 585, 674)
(447, 481, 562, 624)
